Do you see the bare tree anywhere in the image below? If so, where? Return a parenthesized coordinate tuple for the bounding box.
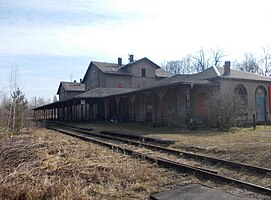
(208, 87, 247, 130)
(161, 60, 182, 75)
(192, 47, 226, 72)
(236, 52, 260, 74)
(192, 48, 211, 72)
(179, 54, 194, 74)
(1, 66, 29, 134)
(161, 54, 194, 75)
(211, 47, 226, 67)
(261, 46, 271, 76)
(5, 67, 20, 132)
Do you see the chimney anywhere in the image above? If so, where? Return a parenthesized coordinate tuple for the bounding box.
(118, 57, 122, 66)
(129, 54, 134, 63)
(80, 78, 82, 83)
(223, 61, 231, 76)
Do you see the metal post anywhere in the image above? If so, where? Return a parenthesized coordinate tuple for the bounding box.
(253, 113, 256, 129)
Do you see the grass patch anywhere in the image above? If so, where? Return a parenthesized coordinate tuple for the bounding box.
(151, 126, 271, 168)
(0, 128, 195, 199)
(68, 122, 271, 168)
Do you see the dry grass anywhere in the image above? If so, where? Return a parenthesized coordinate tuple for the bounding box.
(151, 126, 271, 168)
(70, 122, 271, 168)
(0, 128, 196, 200)
(1, 124, 270, 199)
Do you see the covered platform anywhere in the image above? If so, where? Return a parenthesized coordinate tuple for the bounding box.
(33, 76, 216, 127)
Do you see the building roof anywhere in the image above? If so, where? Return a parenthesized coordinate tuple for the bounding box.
(137, 68, 218, 92)
(83, 57, 172, 82)
(156, 68, 174, 78)
(216, 67, 271, 82)
(57, 81, 85, 94)
(122, 57, 161, 69)
(75, 87, 136, 98)
(92, 61, 131, 75)
(135, 64, 271, 92)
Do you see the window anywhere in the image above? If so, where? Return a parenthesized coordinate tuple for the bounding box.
(141, 68, 146, 77)
(234, 84, 247, 97)
(117, 82, 123, 88)
(136, 83, 142, 89)
(234, 84, 248, 105)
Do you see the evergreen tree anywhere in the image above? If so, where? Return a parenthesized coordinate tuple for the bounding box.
(10, 88, 28, 133)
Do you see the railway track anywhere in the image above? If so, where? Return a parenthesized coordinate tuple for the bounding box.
(45, 122, 271, 196)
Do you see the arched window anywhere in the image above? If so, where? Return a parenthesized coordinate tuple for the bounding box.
(256, 86, 267, 96)
(234, 84, 247, 96)
(234, 84, 248, 106)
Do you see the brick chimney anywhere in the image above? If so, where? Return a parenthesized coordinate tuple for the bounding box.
(223, 61, 231, 76)
(118, 57, 122, 66)
(129, 54, 134, 63)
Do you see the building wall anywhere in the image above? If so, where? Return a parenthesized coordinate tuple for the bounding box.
(162, 87, 187, 126)
(190, 85, 212, 124)
(83, 59, 161, 91)
(219, 78, 271, 122)
(84, 65, 100, 91)
(130, 85, 213, 126)
(59, 86, 83, 101)
(129, 60, 158, 88)
(59, 86, 66, 101)
(105, 74, 131, 88)
(98, 70, 106, 88)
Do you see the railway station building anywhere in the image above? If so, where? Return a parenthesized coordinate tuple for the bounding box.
(34, 56, 271, 126)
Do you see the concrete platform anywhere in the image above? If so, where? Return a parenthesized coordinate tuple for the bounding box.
(150, 184, 251, 200)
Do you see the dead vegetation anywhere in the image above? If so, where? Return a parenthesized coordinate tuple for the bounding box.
(0, 128, 196, 200)
(1, 125, 270, 199)
(66, 122, 271, 169)
(159, 126, 271, 169)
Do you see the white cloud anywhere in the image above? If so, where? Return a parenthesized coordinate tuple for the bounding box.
(1, 0, 271, 99)
(1, 0, 271, 62)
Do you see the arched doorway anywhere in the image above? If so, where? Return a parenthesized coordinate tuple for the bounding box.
(108, 98, 117, 121)
(256, 86, 267, 122)
(119, 97, 130, 122)
(144, 94, 153, 122)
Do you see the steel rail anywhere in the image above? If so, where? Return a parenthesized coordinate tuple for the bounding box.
(47, 122, 271, 175)
(46, 124, 271, 196)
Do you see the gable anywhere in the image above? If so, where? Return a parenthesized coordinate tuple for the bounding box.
(123, 57, 160, 77)
(82, 62, 95, 83)
(57, 82, 85, 94)
(121, 57, 160, 71)
(83, 61, 132, 84)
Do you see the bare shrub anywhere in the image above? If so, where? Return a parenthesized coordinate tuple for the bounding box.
(208, 88, 247, 130)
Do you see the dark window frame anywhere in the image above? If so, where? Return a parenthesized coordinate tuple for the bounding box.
(141, 68, 146, 77)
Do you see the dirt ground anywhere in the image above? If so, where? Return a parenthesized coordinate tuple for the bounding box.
(0, 124, 270, 199)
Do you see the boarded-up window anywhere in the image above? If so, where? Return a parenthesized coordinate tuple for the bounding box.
(196, 93, 208, 116)
(117, 83, 123, 88)
(136, 83, 142, 89)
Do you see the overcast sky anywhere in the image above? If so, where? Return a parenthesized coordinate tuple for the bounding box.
(0, 0, 271, 100)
